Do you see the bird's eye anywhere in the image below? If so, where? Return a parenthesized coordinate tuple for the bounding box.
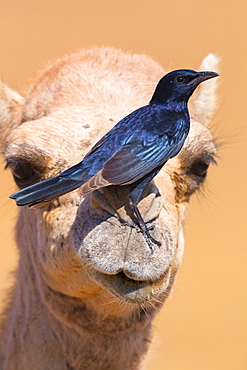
(189, 161, 209, 178)
(176, 76, 185, 84)
(10, 162, 41, 188)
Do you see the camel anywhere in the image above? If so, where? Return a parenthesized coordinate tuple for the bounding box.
(0, 47, 219, 370)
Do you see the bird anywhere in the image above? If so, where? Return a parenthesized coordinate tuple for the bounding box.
(10, 69, 219, 250)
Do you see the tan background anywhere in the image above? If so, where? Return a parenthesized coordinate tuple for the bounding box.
(0, 1, 246, 369)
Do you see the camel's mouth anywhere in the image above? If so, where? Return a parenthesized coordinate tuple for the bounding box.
(88, 268, 171, 304)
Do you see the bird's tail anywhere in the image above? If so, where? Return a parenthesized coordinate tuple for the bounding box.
(9, 164, 88, 208)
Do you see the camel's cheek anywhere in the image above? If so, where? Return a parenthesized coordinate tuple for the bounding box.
(155, 167, 190, 268)
(17, 199, 93, 297)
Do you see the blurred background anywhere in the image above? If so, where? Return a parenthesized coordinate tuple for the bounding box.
(0, 1, 246, 369)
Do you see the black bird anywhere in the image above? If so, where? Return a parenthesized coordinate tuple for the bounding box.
(10, 69, 218, 250)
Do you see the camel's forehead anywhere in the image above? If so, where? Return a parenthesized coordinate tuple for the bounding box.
(20, 48, 164, 124)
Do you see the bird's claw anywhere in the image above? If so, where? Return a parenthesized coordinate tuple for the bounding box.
(122, 220, 161, 252)
(122, 220, 140, 231)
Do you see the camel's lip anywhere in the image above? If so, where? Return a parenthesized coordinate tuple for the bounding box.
(88, 268, 171, 304)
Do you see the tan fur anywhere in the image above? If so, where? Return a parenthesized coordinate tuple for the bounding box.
(0, 47, 219, 369)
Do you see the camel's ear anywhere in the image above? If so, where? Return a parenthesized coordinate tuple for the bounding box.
(0, 81, 24, 149)
(189, 53, 220, 126)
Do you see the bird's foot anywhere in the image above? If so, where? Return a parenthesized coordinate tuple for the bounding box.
(122, 220, 140, 231)
(142, 224, 161, 252)
(122, 220, 161, 252)
(122, 220, 154, 232)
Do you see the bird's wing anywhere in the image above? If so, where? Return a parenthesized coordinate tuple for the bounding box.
(101, 136, 175, 185)
(102, 117, 188, 184)
(79, 121, 187, 195)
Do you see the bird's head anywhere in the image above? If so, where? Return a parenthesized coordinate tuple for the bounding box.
(150, 69, 219, 106)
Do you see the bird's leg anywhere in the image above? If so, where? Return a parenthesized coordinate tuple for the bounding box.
(128, 200, 161, 252)
(125, 172, 162, 251)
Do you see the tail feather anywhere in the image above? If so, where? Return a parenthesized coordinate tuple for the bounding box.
(10, 175, 83, 207)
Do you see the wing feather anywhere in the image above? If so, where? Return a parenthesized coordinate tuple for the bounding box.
(100, 132, 185, 185)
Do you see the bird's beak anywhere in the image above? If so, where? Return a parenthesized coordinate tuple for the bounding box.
(188, 71, 219, 86)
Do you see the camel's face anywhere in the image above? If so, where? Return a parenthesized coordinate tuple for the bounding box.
(1, 48, 218, 309)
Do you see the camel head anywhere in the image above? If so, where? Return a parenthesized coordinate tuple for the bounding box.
(0, 48, 219, 317)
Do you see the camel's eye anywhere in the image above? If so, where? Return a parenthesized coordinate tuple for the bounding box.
(189, 160, 209, 178)
(8, 161, 41, 188)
